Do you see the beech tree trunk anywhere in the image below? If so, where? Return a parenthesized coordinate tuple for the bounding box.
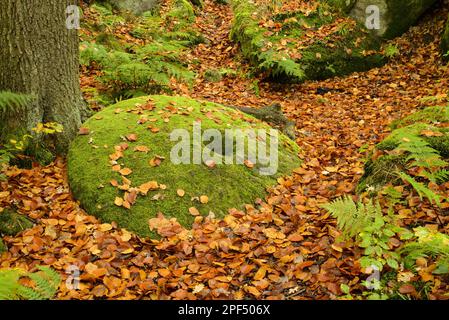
(0, 0, 87, 153)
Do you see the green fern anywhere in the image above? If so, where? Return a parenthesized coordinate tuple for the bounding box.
(322, 195, 383, 240)
(401, 227, 449, 274)
(396, 133, 448, 170)
(0, 266, 60, 300)
(398, 172, 441, 207)
(0, 91, 35, 117)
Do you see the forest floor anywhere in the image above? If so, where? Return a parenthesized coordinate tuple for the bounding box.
(1, 0, 449, 299)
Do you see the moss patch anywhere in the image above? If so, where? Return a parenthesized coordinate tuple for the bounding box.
(68, 95, 301, 237)
(230, 0, 385, 83)
(0, 209, 34, 236)
(442, 14, 449, 60)
(0, 238, 6, 253)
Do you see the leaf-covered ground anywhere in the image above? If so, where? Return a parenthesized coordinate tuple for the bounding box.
(1, 0, 449, 299)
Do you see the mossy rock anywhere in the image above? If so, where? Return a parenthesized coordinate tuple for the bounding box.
(326, 0, 357, 13)
(0, 209, 34, 236)
(68, 95, 300, 237)
(350, 0, 438, 39)
(230, 0, 385, 83)
(357, 108, 449, 193)
(442, 14, 449, 61)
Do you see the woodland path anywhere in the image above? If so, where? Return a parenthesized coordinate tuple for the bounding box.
(1, 0, 449, 300)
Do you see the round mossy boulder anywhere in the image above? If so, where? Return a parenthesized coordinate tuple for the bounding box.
(68, 95, 300, 237)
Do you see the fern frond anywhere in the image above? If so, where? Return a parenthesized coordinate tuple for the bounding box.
(0, 266, 60, 300)
(322, 196, 383, 240)
(0, 91, 35, 117)
(399, 172, 441, 207)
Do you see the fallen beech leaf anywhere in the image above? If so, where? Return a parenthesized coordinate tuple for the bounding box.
(200, 195, 209, 204)
(420, 130, 443, 137)
(189, 207, 200, 216)
(99, 223, 113, 232)
(244, 159, 254, 168)
(158, 268, 171, 277)
(134, 145, 150, 153)
(126, 133, 138, 142)
(399, 284, 416, 294)
(253, 266, 267, 281)
(245, 286, 261, 297)
(139, 181, 159, 195)
(192, 283, 205, 294)
(119, 168, 132, 176)
(205, 159, 216, 168)
(78, 127, 90, 135)
(114, 197, 124, 207)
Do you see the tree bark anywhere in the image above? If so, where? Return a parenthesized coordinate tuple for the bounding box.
(0, 0, 88, 154)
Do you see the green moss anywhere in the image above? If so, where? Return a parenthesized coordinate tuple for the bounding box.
(0, 238, 6, 253)
(357, 154, 406, 193)
(349, 0, 438, 39)
(0, 209, 34, 236)
(442, 14, 449, 61)
(324, 0, 356, 13)
(68, 95, 301, 237)
(381, 0, 437, 40)
(203, 69, 223, 82)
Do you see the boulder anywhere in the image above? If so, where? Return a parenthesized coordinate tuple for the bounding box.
(103, 0, 159, 15)
(68, 95, 300, 237)
(349, 0, 438, 39)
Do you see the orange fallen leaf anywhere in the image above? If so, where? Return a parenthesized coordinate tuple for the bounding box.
(114, 197, 124, 207)
(134, 145, 150, 153)
(126, 133, 138, 142)
(119, 168, 132, 176)
(78, 127, 90, 135)
(189, 207, 200, 216)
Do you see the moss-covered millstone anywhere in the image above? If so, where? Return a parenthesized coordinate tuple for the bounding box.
(230, 0, 385, 83)
(0, 208, 34, 236)
(68, 95, 300, 237)
(357, 105, 449, 193)
(349, 0, 438, 39)
(442, 14, 449, 61)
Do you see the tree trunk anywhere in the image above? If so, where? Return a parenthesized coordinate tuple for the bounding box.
(0, 0, 88, 154)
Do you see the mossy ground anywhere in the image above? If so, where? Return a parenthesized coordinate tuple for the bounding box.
(68, 95, 301, 237)
(0, 209, 34, 236)
(357, 105, 449, 193)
